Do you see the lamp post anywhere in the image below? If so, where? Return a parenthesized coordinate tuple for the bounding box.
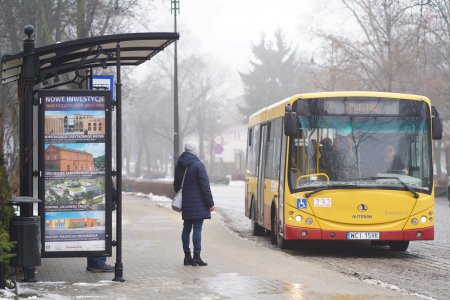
(21, 24, 37, 283)
(171, 0, 180, 170)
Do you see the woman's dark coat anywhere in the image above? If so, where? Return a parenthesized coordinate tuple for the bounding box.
(173, 152, 214, 220)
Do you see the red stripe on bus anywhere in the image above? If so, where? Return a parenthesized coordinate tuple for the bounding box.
(284, 225, 434, 241)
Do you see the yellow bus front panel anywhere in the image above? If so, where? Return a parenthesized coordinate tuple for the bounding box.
(282, 189, 434, 241)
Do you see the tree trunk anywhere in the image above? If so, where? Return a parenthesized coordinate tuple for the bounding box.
(38, 0, 53, 44)
(122, 134, 130, 176)
(134, 141, 143, 178)
(145, 142, 152, 177)
(76, 0, 86, 38)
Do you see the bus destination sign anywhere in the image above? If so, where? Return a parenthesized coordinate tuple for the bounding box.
(323, 98, 400, 115)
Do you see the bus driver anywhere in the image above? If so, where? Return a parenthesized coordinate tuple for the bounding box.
(381, 144, 407, 174)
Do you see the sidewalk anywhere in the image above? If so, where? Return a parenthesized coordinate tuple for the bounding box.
(10, 194, 419, 299)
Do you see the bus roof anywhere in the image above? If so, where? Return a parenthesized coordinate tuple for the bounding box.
(247, 91, 430, 127)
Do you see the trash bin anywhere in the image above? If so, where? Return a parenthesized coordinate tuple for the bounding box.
(9, 197, 41, 268)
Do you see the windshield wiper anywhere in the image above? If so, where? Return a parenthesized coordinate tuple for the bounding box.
(304, 184, 356, 198)
(370, 176, 419, 199)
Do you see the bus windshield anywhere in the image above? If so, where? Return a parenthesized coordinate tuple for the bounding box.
(288, 98, 432, 194)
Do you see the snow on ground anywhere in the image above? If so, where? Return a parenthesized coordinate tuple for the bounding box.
(210, 181, 252, 238)
(139, 181, 251, 238)
(0, 281, 72, 300)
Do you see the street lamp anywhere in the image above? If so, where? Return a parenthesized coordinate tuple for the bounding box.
(171, 0, 180, 169)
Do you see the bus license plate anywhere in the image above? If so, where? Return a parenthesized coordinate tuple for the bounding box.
(346, 232, 380, 240)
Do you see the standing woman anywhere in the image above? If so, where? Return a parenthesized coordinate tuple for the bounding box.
(173, 141, 215, 266)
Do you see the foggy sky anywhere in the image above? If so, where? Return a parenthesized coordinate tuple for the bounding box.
(147, 0, 347, 73)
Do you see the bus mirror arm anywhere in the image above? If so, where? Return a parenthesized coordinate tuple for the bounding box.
(431, 106, 442, 140)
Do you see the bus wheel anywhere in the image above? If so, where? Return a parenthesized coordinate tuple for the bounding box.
(389, 241, 409, 251)
(251, 202, 265, 236)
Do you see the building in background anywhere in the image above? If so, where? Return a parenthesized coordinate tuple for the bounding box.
(206, 96, 247, 180)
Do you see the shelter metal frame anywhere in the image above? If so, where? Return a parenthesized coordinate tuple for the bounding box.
(1, 26, 179, 282)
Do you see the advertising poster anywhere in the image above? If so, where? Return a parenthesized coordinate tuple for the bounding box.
(39, 90, 111, 257)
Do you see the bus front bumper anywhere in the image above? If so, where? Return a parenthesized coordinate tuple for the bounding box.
(284, 224, 434, 241)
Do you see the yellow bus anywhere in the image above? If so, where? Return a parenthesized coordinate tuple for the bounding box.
(245, 91, 442, 251)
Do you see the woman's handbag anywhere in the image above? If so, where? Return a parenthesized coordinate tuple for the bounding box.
(172, 168, 188, 212)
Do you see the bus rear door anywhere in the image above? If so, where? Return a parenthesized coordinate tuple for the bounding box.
(256, 123, 268, 226)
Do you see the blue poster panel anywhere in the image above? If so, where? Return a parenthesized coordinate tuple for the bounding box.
(38, 90, 112, 258)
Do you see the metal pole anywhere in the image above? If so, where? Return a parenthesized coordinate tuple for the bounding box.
(21, 25, 35, 206)
(89, 67, 93, 89)
(21, 24, 37, 283)
(0, 265, 4, 289)
(171, 0, 180, 170)
(113, 43, 124, 282)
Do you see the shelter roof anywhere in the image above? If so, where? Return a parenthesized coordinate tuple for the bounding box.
(1, 32, 179, 85)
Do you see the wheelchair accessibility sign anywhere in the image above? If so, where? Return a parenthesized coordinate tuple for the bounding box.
(297, 198, 307, 209)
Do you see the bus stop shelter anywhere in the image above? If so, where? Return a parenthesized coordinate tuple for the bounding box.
(1, 25, 179, 282)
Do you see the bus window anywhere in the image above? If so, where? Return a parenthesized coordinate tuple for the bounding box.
(264, 118, 282, 180)
(265, 122, 273, 178)
(246, 125, 260, 176)
(272, 118, 282, 179)
(246, 127, 253, 176)
(252, 125, 261, 175)
(288, 137, 310, 188)
(289, 100, 432, 193)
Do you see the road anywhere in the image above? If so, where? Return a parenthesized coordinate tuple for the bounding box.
(211, 182, 450, 300)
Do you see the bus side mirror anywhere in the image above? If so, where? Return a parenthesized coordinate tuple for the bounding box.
(284, 111, 300, 137)
(432, 106, 442, 140)
(432, 117, 442, 140)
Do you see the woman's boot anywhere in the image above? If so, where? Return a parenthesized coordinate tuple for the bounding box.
(184, 252, 193, 265)
(191, 254, 207, 266)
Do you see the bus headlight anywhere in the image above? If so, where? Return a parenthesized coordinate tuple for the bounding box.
(295, 215, 302, 222)
(305, 218, 313, 225)
(411, 218, 418, 225)
(421, 216, 427, 223)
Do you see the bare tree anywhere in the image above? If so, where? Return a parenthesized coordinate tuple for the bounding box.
(0, 0, 150, 188)
(316, 0, 449, 176)
(181, 55, 229, 160)
(75, 0, 142, 39)
(123, 45, 233, 177)
(320, 0, 423, 92)
(417, 0, 450, 113)
(415, 0, 450, 177)
(125, 72, 172, 177)
(309, 41, 362, 91)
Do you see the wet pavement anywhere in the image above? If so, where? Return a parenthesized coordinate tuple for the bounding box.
(2, 191, 426, 299)
(213, 183, 450, 300)
(285, 195, 450, 300)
